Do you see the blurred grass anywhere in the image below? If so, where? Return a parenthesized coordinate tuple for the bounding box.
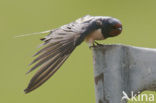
(0, 0, 156, 103)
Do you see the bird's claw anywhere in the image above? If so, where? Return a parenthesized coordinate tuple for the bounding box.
(89, 42, 104, 49)
(94, 41, 104, 47)
(89, 45, 96, 49)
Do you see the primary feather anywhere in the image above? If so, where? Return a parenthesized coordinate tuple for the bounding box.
(24, 15, 106, 93)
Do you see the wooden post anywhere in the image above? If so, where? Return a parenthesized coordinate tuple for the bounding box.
(92, 44, 156, 103)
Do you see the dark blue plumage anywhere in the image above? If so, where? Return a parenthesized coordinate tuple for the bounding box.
(24, 15, 122, 93)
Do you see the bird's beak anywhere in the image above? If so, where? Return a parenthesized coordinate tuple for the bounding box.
(117, 27, 122, 31)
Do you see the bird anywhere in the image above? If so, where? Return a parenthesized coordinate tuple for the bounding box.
(24, 15, 122, 93)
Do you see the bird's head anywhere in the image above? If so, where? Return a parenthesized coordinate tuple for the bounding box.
(101, 17, 122, 38)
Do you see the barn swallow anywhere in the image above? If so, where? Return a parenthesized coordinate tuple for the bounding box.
(24, 15, 122, 93)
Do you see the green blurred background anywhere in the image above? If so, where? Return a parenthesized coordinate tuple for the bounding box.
(0, 0, 156, 103)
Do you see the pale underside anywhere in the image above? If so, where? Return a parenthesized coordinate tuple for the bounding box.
(85, 29, 105, 46)
(25, 15, 109, 93)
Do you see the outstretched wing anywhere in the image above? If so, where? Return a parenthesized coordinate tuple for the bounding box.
(24, 15, 102, 93)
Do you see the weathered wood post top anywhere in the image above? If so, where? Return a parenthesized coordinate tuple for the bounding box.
(92, 44, 156, 103)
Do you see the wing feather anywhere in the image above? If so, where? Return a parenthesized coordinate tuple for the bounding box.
(25, 15, 103, 93)
(25, 55, 69, 93)
(27, 40, 74, 73)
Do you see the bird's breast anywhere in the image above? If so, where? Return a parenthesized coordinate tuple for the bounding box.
(85, 29, 104, 43)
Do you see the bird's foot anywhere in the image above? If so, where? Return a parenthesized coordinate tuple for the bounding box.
(89, 43, 96, 49)
(89, 42, 104, 49)
(89, 45, 96, 49)
(94, 41, 104, 47)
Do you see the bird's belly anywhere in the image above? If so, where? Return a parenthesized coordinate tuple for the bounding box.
(85, 29, 104, 43)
